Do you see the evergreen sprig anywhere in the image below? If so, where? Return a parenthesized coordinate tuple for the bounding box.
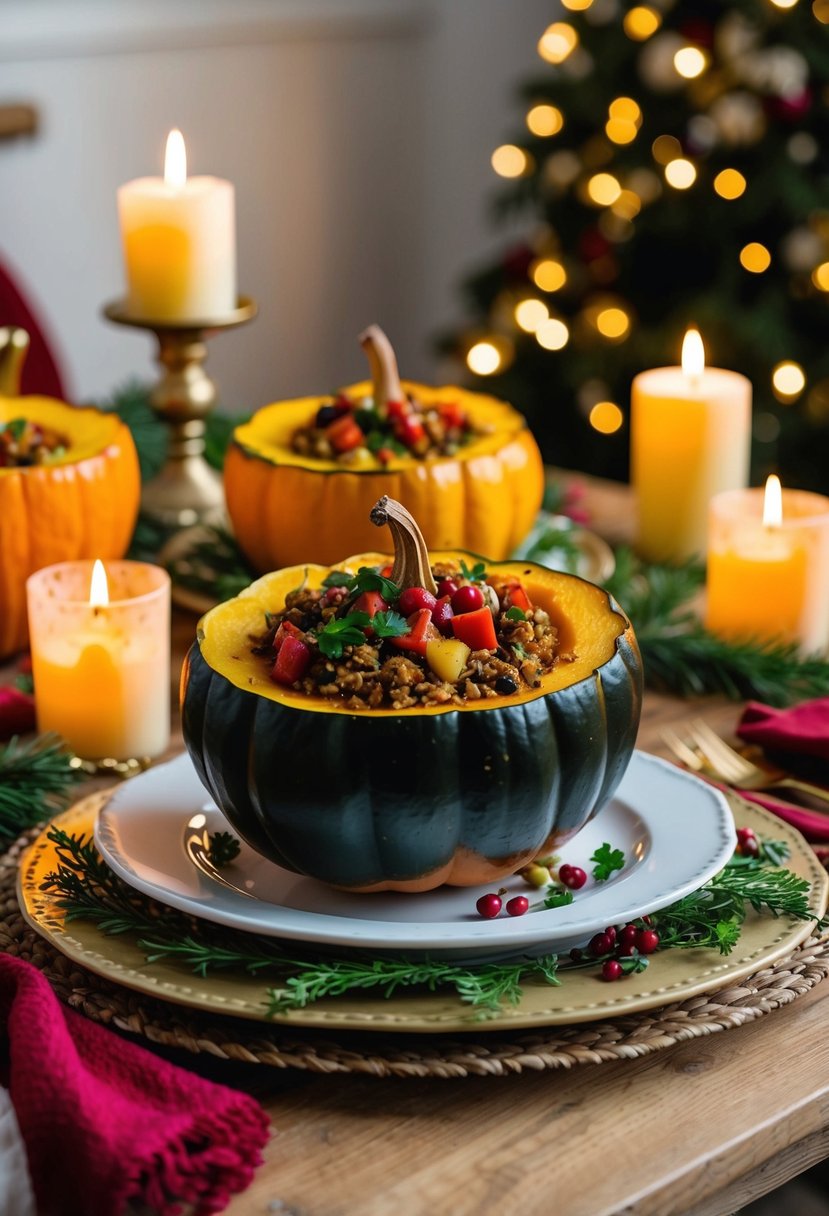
(0, 736, 85, 846)
(38, 827, 818, 1019)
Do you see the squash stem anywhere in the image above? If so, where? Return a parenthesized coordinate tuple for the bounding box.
(359, 325, 405, 412)
(370, 496, 438, 594)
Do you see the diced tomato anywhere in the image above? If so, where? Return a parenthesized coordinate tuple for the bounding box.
(386, 400, 411, 420)
(376, 447, 396, 466)
(326, 414, 364, 453)
(272, 635, 312, 685)
(392, 608, 440, 656)
(451, 605, 498, 651)
(273, 619, 302, 652)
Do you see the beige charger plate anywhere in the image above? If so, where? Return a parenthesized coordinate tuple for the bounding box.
(18, 791, 828, 1036)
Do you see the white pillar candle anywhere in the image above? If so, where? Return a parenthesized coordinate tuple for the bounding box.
(631, 330, 752, 564)
(117, 129, 236, 323)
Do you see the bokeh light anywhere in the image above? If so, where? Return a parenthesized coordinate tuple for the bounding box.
(623, 6, 661, 39)
(514, 298, 550, 333)
(531, 259, 567, 292)
(526, 104, 564, 137)
(664, 159, 697, 189)
(589, 401, 624, 433)
(811, 262, 829, 291)
(596, 307, 630, 339)
(536, 318, 570, 351)
(587, 172, 622, 205)
(772, 361, 806, 400)
(491, 145, 529, 178)
(713, 169, 747, 200)
(652, 135, 682, 165)
(538, 23, 579, 65)
(466, 342, 502, 375)
(673, 47, 707, 79)
(740, 242, 772, 273)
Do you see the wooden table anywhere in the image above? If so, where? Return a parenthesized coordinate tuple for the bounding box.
(15, 477, 829, 1216)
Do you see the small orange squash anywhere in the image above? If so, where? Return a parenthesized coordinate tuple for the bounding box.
(0, 396, 141, 658)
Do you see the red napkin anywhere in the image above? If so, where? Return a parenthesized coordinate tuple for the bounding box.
(738, 698, 829, 768)
(0, 954, 269, 1216)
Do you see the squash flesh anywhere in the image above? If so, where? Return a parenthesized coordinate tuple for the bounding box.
(198, 550, 628, 715)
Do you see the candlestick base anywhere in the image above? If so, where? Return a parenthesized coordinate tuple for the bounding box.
(103, 297, 257, 529)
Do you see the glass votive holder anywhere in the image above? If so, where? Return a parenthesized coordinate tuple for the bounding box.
(705, 486, 829, 654)
(26, 560, 171, 760)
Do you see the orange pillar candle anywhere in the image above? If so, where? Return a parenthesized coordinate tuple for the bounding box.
(117, 129, 236, 322)
(706, 476, 829, 653)
(27, 560, 170, 759)
(631, 329, 752, 563)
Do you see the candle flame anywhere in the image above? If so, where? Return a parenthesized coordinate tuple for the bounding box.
(89, 559, 110, 608)
(681, 328, 705, 377)
(164, 129, 187, 189)
(763, 474, 783, 528)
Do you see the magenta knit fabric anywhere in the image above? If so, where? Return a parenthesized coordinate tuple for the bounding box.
(0, 954, 270, 1216)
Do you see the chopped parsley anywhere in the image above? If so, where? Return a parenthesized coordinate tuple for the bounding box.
(591, 843, 626, 882)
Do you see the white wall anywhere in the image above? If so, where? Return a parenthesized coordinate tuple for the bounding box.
(0, 0, 549, 412)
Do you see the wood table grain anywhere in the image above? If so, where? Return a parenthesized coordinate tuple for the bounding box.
(11, 477, 829, 1216)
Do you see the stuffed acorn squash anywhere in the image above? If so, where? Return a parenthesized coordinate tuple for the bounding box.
(181, 498, 642, 892)
(224, 326, 544, 569)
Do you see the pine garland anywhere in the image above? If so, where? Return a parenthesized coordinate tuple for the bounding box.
(0, 735, 85, 847)
(39, 827, 817, 1019)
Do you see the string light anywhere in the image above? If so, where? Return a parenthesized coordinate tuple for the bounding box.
(815, 0, 829, 22)
(609, 98, 641, 123)
(589, 401, 624, 434)
(811, 262, 829, 291)
(538, 23, 578, 65)
(606, 98, 641, 145)
(596, 307, 630, 339)
(772, 361, 806, 400)
(531, 259, 567, 292)
(526, 104, 564, 137)
(770, 0, 798, 7)
(561, 0, 593, 9)
(467, 342, 502, 375)
(536, 318, 570, 350)
(740, 242, 772, 273)
(713, 169, 747, 200)
(623, 6, 661, 39)
(491, 145, 530, 178)
(515, 298, 549, 333)
(673, 47, 708, 79)
(664, 159, 697, 189)
(612, 190, 642, 220)
(587, 172, 622, 205)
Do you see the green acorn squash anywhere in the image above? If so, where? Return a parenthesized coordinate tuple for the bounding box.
(181, 535, 643, 893)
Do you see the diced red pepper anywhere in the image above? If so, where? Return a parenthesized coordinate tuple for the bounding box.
(395, 415, 426, 448)
(439, 401, 466, 430)
(326, 413, 364, 453)
(273, 619, 302, 652)
(380, 565, 394, 578)
(451, 605, 497, 652)
(386, 400, 411, 420)
(272, 635, 312, 686)
(333, 393, 354, 414)
(506, 581, 533, 613)
(376, 447, 396, 466)
(350, 590, 388, 635)
(392, 608, 440, 656)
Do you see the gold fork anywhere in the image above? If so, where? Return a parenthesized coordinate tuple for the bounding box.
(684, 719, 829, 807)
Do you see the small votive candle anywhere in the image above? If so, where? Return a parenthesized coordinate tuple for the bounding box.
(706, 476, 829, 654)
(27, 560, 170, 759)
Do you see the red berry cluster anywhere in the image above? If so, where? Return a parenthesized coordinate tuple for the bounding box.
(475, 890, 529, 919)
(572, 921, 660, 982)
(736, 826, 759, 857)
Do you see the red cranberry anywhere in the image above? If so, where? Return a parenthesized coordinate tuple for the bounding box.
(636, 929, 660, 955)
(476, 893, 502, 919)
(603, 926, 617, 946)
(437, 579, 459, 599)
(451, 584, 485, 615)
(569, 947, 583, 962)
(619, 924, 638, 947)
(736, 827, 756, 845)
(506, 895, 529, 917)
(559, 864, 587, 890)
(395, 415, 426, 447)
(588, 932, 613, 957)
(398, 587, 437, 616)
(737, 836, 760, 857)
(601, 959, 623, 982)
(618, 943, 637, 957)
(431, 597, 455, 635)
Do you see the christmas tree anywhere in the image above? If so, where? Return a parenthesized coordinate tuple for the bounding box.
(440, 0, 829, 489)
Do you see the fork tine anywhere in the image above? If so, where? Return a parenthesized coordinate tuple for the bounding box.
(688, 720, 754, 782)
(661, 728, 704, 772)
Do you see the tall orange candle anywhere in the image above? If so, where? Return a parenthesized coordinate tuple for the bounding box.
(706, 476, 829, 653)
(631, 329, 751, 563)
(26, 560, 170, 759)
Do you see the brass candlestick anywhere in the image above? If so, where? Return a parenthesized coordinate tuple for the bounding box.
(103, 297, 257, 528)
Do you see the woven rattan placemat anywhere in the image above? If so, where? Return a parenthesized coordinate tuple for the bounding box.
(4, 820, 829, 1078)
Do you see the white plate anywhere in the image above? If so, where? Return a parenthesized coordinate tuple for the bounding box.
(95, 751, 736, 960)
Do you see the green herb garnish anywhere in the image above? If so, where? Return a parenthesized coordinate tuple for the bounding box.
(315, 612, 372, 659)
(505, 606, 527, 622)
(459, 559, 488, 583)
(321, 571, 353, 590)
(591, 843, 625, 882)
(371, 610, 411, 640)
(542, 887, 574, 910)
